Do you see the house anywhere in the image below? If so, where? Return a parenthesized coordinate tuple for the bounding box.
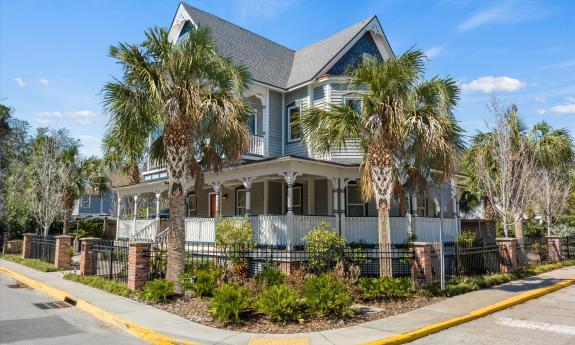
(73, 189, 116, 219)
(114, 2, 464, 247)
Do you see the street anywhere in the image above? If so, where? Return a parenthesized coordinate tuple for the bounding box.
(410, 284, 575, 345)
(0, 273, 147, 345)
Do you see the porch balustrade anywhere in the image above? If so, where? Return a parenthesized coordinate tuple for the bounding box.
(249, 135, 264, 156)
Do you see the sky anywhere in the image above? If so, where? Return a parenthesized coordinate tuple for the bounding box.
(1, 0, 574, 157)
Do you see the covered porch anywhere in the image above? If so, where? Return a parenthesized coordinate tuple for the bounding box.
(115, 156, 460, 246)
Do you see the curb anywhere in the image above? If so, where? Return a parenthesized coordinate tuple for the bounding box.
(0, 265, 200, 345)
(2, 263, 574, 345)
(359, 276, 575, 345)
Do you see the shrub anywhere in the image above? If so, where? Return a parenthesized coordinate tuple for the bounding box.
(443, 276, 480, 296)
(1, 254, 60, 272)
(140, 279, 173, 302)
(63, 274, 134, 297)
(210, 283, 252, 324)
(215, 216, 254, 248)
(303, 222, 346, 272)
(255, 265, 285, 287)
(193, 269, 220, 298)
(457, 231, 476, 247)
(358, 276, 414, 300)
(256, 284, 303, 322)
(302, 274, 353, 318)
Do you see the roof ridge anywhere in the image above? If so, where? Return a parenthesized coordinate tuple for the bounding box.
(294, 16, 374, 53)
(181, 2, 295, 53)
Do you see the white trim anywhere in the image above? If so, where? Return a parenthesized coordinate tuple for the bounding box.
(286, 104, 302, 143)
(281, 93, 285, 155)
(235, 187, 248, 215)
(264, 87, 270, 157)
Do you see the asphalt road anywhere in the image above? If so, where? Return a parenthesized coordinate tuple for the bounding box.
(410, 284, 575, 345)
(0, 272, 147, 345)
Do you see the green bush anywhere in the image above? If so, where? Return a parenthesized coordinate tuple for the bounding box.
(1, 254, 60, 272)
(303, 222, 346, 272)
(63, 273, 134, 297)
(215, 216, 254, 248)
(358, 276, 414, 300)
(256, 284, 303, 322)
(210, 283, 252, 324)
(302, 274, 353, 318)
(457, 231, 476, 247)
(140, 279, 173, 302)
(255, 265, 285, 287)
(442, 276, 481, 296)
(192, 269, 220, 298)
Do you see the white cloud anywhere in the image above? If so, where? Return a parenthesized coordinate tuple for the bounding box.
(39, 78, 49, 85)
(535, 96, 546, 103)
(458, 1, 551, 32)
(550, 103, 575, 114)
(14, 77, 25, 87)
(537, 108, 546, 115)
(461, 76, 525, 93)
(425, 46, 443, 59)
(77, 135, 103, 157)
(234, 0, 298, 21)
(36, 109, 98, 125)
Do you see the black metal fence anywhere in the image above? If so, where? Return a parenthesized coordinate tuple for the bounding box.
(432, 241, 500, 281)
(561, 236, 575, 259)
(90, 240, 129, 282)
(148, 243, 413, 280)
(29, 235, 56, 264)
(520, 237, 548, 264)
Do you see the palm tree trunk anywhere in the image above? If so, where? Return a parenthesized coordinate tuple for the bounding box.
(128, 162, 140, 185)
(62, 210, 70, 234)
(377, 204, 393, 276)
(164, 124, 190, 294)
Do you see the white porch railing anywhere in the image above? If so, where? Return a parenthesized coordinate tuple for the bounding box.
(162, 215, 460, 246)
(117, 219, 156, 239)
(248, 135, 264, 156)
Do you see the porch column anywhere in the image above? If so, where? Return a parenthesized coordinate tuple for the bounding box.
(280, 172, 301, 249)
(331, 177, 340, 236)
(241, 177, 253, 216)
(132, 194, 138, 237)
(211, 181, 222, 216)
(155, 190, 161, 221)
(115, 193, 121, 239)
(339, 179, 350, 238)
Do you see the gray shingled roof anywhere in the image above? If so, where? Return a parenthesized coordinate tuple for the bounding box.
(181, 3, 370, 89)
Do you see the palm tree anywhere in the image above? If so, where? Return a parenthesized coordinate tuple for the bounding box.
(102, 132, 143, 185)
(102, 26, 251, 292)
(301, 50, 463, 276)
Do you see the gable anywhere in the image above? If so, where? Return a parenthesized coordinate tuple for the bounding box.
(327, 32, 382, 75)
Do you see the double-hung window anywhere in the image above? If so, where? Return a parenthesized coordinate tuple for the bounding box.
(346, 183, 366, 217)
(186, 193, 197, 217)
(416, 196, 427, 217)
(287, 105, 302, 142)
(236, 188, 247, 215)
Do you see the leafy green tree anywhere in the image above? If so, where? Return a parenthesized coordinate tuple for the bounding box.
(301, 50, 463, 276)
(102, 27, 251, 292)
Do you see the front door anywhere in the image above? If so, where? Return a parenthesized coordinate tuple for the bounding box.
(209, 193, 217, 217)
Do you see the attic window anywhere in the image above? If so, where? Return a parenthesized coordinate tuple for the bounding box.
(179, 21, 192, 38)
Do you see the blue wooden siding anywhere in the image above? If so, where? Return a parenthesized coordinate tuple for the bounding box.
(327, 32, 382, 75)
(268, 91, 283, 157)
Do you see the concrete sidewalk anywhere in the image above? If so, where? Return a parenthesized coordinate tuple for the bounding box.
(1, 259, 574, 345)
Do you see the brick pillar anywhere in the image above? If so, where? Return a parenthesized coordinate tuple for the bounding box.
(547, 236, 562, 262)
(54, 235, 73, 269)
(22, 233, 35, 259)
(497, 238, 518, 273)
(128, 242, 151, 291)
(411, 242, 433, 286)
(79, 237, 99, 275)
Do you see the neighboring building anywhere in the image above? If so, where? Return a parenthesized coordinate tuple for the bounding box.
(73, 190, 116, 219)
(115, 2, 467, 245)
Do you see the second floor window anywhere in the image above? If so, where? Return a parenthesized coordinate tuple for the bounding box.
(344, 97, 362, 114)
(287, 105, 301, 142)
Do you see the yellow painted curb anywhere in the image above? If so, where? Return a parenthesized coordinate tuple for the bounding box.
(0, 265, 200, 345)
(359, 277, 575, 345)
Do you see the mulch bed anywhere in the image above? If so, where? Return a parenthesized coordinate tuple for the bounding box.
(134, 292, 444, 333)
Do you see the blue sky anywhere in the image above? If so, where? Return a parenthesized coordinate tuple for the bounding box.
(1, 0, 574, 157)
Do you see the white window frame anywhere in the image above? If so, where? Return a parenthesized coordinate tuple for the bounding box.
(346, 184, 366, 217)
(186, 193, 197, 217)
(287, 105, 302, 143)
(236, 188, 247, 216)
(80, 195, 90, 209)
(342, 94, 363, 114)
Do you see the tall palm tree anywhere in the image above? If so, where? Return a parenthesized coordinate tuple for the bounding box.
(102, 131, 144, 185)
(102, 26, 251, 292)
(301, 50, 463, 276)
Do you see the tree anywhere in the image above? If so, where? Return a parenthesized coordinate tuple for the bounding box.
(102, 27, 251, 292)
(27, 130, 67, 235)
(538, 168, 572, 236)
(301, 50, 463, 276)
